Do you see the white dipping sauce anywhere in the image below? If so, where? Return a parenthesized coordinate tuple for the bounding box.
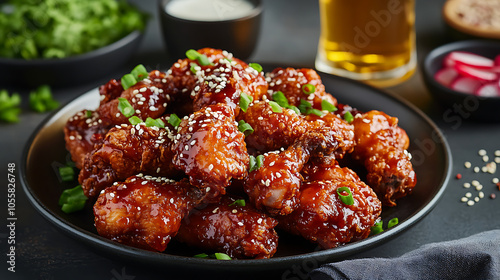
(166, 0, 255, 21)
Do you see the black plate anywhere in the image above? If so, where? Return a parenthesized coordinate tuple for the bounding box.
(20, 72, 451, 274)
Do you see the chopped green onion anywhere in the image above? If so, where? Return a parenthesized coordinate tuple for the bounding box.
(131, 64, 148, 81)
(214, 253, 231, 260)
(117, 97, 134, 117)
(194, 253, 209, 258)
(85, 110, 93, 118)
(59, 185, 88, 214)
(249, 155, 264, 172)
(185, 49, 212, 66)
(370, 220, 384, 236)
(144, 117, 165, 128)
(343, 111, 354, 123)
(128, 116, 143, 125)
(308, 108, 324, 117)
(249, 63, 263, 73)
(298, 100, 312, 114)
(337, 186, 354, 205)
(186, 49, 200, 60)
(239, 92, 253, 113)
(272, 91, 290, 108)
(269, 101, 282, 113)
(228, 199, 246, 207)
(0, 90, 21, 123)
(289, 106, 300, 115)
(302, 84, 316, 95)
(121, 73, 137, 90)
(29, 85, 59, 113)
(190, 63, 199, 74)
(388, 217, 399, 229)
(321, 100, 337, 112)
(168, 113, 181, 127)
(238, 120, 254, 136)
(58, 166, 75, 182)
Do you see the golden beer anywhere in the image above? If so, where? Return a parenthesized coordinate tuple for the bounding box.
(315, 0, 416, 87)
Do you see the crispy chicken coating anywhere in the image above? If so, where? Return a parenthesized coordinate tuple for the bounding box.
(79, 123, 179, 198)
(64, 110, 109, 169)
(177, 196, 278, 259)
(94, 175, 206, 252)
(352, 110, 416, 206)
(171, 103, 249, 200)
(266, 67, 337, 110)
(279, 168, 382, 249)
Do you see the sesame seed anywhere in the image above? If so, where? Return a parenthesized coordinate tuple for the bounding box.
(483, 155, 489, 162)
(493, 178, 499, 184)
(463, 182, 471, 188)
(495, 150, 500, 157)
(237, 222, 244, 226)
(478, 149, 487, 156)
(461, 197, 468, 202)
(479, 192, 485, 198)
(474, 167, 480, 173)
(232, 209, 237, 213)
(467, 200, 475, 206)
(465, 192, 472, 198)
(464, 161, 472, 168)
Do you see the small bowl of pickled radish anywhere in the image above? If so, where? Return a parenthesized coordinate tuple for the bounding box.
(422, 40, 500, 122)
(158, 0, 262, 60)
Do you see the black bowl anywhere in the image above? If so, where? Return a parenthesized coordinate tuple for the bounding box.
(158, 0, 262, 60)
(0, 30, 143, 88)
(422, 40, 500, 122)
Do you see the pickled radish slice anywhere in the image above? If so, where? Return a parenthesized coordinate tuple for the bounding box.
(450, 77, 483, 94)
(475, 83, 500, 97)
(445, 51, 494, 69)
(455, 64, 497, 82)
(434, 67, 459, 87)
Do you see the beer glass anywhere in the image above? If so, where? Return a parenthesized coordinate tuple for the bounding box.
(315, 0, 416, 87)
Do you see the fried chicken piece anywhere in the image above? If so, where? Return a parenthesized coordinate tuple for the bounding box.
(352, 110, 416, 206)
(97, 70, 171, 126)
(278, 175, 382, 249)
(64, 110, 109, 169)
(94, 175, 206, 252)
(171, 103, 249, 200)
(98, 78, 123, 105)
(266, 67, 337, 110)
(191, 50, 268, 115)
(79, 122, 179, 198)
(244, 130, 341, 216)
(177, 196, 278, 259)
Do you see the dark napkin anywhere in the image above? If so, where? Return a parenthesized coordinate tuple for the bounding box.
(309, 230, 500, 280)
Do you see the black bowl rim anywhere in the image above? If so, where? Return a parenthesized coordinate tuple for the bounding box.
(0, 30, 142, 66)
(423, 39, 500, 101)
(159, 0, 262, 24)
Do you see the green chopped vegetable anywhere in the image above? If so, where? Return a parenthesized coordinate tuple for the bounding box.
(321, 100, 337, 112)
(272, 91, 289, 108)
(214, 253, 231, 260)
(117, 97, 134, 117)
(193, 253, 232, 260)
(59, 185, 88, 214)
(85, 110, 93, 118)
(268, 101, 282, 113)
(298, 100, 312, 114)
(121, 74, 137, 90)
(388, 217, 399, 229)
(0, 89, 21, 123)
(237, 120, 254, 136)
(0, 0, 148, 60)
(29, 85, 59, 113)
(370, 220, 384, 236)
(239, 92, 253, 112)
(145, 117, 165, 128)
(128, 116, 142, 125)
(302, 84, 316, 95)
(58, 166, 75, 182)
(249, 63, 263, 73)
(131, 64, 148, 81)
(337, 186, 354, 205)
(344, 111, 354, 123)
(308, 108, 324, 117)
(249, 155, 264, 172)
(228, 199, 246, 207)
(168, 113, 181, 127)
(194, 253, 209, 259)
(185, 49, 212, 66)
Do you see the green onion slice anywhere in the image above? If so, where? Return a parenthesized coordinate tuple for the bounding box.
(194, 253, 209, 259)
(302, 84, 316, 95)
(228, 199, 246, 207)
(168, 113, 181, 127)
(237, 120, 254, 136)
(59, 185, 88, 214)
(117, 97, 135, 117)
(272, 91, 289, 108)
(249, 63, 263, 73)
(29, 85, 59, 113)
(388, 217, 399, 229)
(308, 108, 324, 117)
(268, 101, 282, 113)
(129, 116, 143, 125)
(321, 100, 337, 112)
(185, 49, 212, 66)
(145, 117, 165, 128)
(343, 111, 354, 123)
(85, 110, 93, 118)
(121, 73, 137, 90)
(249, 154, 264, 173)
(337, 186, 354, 205)
(370, 220, 384, 236)
(298, 100, 311, 114)
(59, 166, 75, 182)
(239, 92, 253, 113)
(214, 253, 231, 260)
(186, 49, 200, 60)
(131, 64, 148, 81)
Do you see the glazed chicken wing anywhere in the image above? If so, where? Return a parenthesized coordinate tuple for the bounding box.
(94, 175, 206, 252)
(64, 110, 109, 169)
(177, 196, 278, 259)
(171, 103, 249, 199)
(279, 173, 382, 249)
(352, 110, 416, 206)
(79, 122, 179, 198)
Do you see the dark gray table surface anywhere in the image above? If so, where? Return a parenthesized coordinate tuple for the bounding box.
(1, 0, 499, 279)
